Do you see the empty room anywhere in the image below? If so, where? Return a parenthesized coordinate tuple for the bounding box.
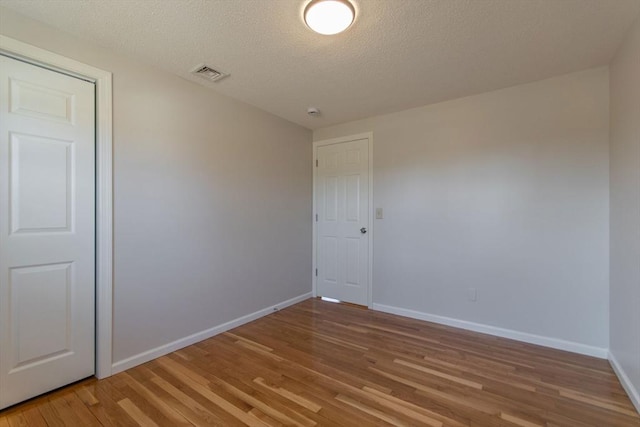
(0, 0, 639, 425)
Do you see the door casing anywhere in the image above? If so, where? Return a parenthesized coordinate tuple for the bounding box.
(0, 35, 114, 379)
(312, 133, 373, 308)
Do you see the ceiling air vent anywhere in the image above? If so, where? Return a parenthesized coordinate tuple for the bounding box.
(191, 64, 228, 82)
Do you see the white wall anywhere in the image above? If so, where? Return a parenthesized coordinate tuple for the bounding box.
(610, 15, 640, 411)
(315, 68, 610, 353)
(0, 8, 312, 366)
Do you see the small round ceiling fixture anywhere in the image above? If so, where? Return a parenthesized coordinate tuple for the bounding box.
(304, 0, 355, 35)
(307, 107, 321, 116)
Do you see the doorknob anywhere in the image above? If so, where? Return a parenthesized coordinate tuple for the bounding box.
(360, 227, 367, 234)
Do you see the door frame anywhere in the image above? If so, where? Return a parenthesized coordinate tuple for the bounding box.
(0, 35, 114, 379)
(312, 132, 374, 308)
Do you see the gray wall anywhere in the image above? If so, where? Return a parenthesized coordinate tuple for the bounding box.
(0, 7, 312, 365)
(610, 15, 640, 409)
(315, 68, 610, 350)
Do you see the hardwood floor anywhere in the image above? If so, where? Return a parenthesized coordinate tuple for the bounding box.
(1, 298, 638, 426)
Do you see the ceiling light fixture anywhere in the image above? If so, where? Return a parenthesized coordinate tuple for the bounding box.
(304, 0, 355, 35)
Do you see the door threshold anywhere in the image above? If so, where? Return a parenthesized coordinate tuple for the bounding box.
(316, 296, 368, 310)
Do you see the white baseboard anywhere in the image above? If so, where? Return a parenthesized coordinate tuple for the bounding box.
(372, 303, 608, 359)
(112, 292, 312, 374)
(609, 351, 640, 414)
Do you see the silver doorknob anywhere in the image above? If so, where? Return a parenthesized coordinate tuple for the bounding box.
(360, 227, 367, 234)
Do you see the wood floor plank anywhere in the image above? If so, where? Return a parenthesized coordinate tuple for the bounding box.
(253, 377, 322, 413)
(118, 397, 160, 427)
(1, 298, 638, 426)
(61, 392, 102, 426)
(500, 412, 544, 427)
(119, 371, 193, 426)
(161, 354, 319, 427)
(361, 386, 456, 427)
(393, 358, 484, 389)
(154, 358, 269, 426)
(335, 393, 407, 426)
(4, 412, 32, 427)
(35, 399, 68, 427)
(148, 368, 232, 426)
(558, 388, 640, 417)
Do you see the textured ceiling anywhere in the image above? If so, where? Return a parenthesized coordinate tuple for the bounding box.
(1, 0, 639, 129)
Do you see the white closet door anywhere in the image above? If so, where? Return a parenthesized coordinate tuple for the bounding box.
(0, 55, 95, 409)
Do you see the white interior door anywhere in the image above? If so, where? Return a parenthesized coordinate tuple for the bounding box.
(0, 55, 95, 409)
(316, 138, 370, 306)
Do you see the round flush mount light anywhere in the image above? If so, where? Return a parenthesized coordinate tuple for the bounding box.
(304, 0, 355, 35)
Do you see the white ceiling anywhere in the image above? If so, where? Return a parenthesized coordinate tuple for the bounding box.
(2, 0, 639, 129)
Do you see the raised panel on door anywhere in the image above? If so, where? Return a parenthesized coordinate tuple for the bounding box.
(10, 78, 75, 124)
(345, 174, 360, 222)
(316, 138, 369, 306)
(10, 133, 73, 234)
(323, 237, 339, 283)
(345, 238, 360, 286)
(0, 55, 96, 410)
(10, 263, 74, 369)
(324, 176, 338, 222)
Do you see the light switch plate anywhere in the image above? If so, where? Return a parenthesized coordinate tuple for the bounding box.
(376, 208, 383, 219)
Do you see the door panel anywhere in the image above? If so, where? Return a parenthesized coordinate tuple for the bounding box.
(325, 176, 338, 221)
(10, 262, 73, 368)
(316, 138, 369, 306)
(10, 133, 73, 233)
(324, 237, 338, 283)
(0, 55, 95, 409)
(345, 174, 360, 221)
(345, 238, 360, 285)
(10, 78, 75, 124)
